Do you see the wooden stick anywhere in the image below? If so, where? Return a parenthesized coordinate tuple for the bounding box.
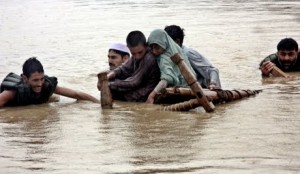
(163, 87, 261, 102)
(161, 88, 262, 111)
(162, 87, 218, 101)
(271, 66, 289, 78)
(162, 99, 199, 111)
(98, 72, 113, 109)
(170, 53, 215, 112)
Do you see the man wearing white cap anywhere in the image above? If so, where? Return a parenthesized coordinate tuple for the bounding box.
(108, 43, 130, 70)
(98, 31, 160, 102)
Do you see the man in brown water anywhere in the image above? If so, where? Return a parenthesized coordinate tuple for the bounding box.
(0, 57, 100, 108)
(97, 30, 160, 102)
(259, 38, 300, 77)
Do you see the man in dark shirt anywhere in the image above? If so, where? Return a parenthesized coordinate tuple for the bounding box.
(98, 31, 160, 102)
(260, 38, 300, 77)
(0, 57, 100, 108)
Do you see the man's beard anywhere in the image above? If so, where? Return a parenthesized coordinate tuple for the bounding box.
(281, 60, 295, 70)
(109, 64, 116, 70)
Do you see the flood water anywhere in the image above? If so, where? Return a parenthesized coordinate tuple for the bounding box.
(1, 0, 300, 173)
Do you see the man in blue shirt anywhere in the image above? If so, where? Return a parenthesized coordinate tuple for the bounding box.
(164, 25, 221, 89)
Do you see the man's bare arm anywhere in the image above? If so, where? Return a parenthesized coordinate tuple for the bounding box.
(54, 86, 100, 103)
(0, 90, 16, 108)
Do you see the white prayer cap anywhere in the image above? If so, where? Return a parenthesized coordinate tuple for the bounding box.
(109, 43, 130, 55)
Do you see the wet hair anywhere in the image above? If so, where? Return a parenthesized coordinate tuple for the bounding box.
(22, 57, 44, 78)
(277, 38, 298, 52)
(164, 25, 185, 46)
(109, 49, 130, 57)
(126, 30, 147, 48)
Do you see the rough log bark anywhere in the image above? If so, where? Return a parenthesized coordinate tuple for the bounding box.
(161, 88, 262, 111)
(98, 72, 113, 109)
(170, 53, 214, 112)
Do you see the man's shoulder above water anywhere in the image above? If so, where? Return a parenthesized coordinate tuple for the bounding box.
(263, 52, 300, 71)
(264, 53, 278, 62)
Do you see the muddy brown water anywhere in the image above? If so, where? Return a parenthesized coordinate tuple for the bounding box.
(0, 0, 300, 173)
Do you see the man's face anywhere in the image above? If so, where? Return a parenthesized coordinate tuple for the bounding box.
(23, 72, 45, 94)
(278, 49, 298, 70)
(128, 44, 146, 60)
(108, 50, 127, 70)
(150, 44, 164, 57)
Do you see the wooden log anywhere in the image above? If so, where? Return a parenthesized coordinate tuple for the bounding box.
(162, 99, 199, 111)
(271, 66, 289, 78)
(98, 72, 113, 109)
(155, 87, 218, 104)
(169, 87, 195, 96)
(170, 53, 214, 112)
(161, 88, 262, 111)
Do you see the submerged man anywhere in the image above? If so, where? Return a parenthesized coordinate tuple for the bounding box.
(108, 43, 130, 70)
(259, 38, 300, 77)
(164, 25, 221, 89)
(0, 57, 99, 108)
(97, 30, 160, 102)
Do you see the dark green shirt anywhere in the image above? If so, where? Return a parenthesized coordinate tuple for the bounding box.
(260, 52, 300, 72)
(0, 72, 58, 106)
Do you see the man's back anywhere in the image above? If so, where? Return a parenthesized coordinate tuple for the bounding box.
(182, 45, 221, 88)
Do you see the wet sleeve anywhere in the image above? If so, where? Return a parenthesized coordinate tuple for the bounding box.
(158, 56, 179, 86)
(208, 68, 221, 87)
(114, 58, 134, 79)
(259, 53, 277, 67)
(186, 48, 221, 87)
(153, 79, 168, 93)
(109, 57, 155, 90)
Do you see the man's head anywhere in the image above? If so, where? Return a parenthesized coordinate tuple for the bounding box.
(108, 43, 130, 70)
(277, 38, 299, 70)
(164, 25, 185, 47)
(22, 57, 45, 94)
(126, 30, 147, 60)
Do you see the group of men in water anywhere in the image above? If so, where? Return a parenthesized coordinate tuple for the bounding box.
(0, 24, 299, 108)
